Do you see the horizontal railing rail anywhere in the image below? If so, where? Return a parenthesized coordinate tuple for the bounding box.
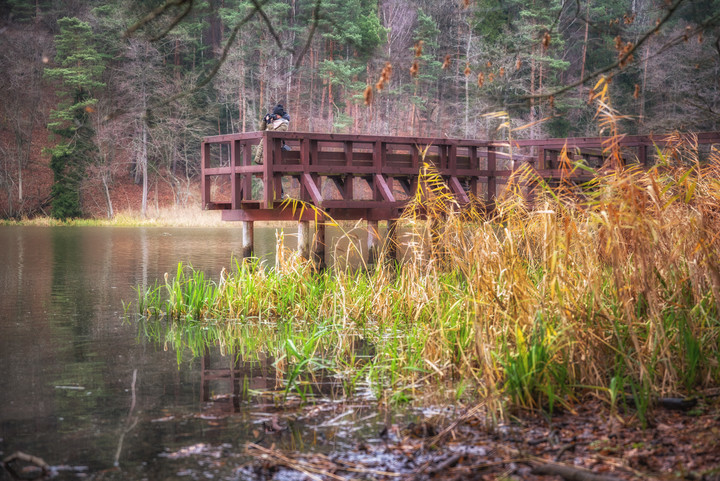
(200, 131, 720, 222)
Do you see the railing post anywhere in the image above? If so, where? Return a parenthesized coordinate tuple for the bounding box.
(487, 144, 497, 207)
(262, 131, 273, 208)
(201, 141, 210, 208)
(449, 142, 457, 173)
(638, 144, 648, 166)
(243, 142, 252, 201)
(231, 139, 239, 209)
(537, 146, 546, 170)
(469, 145, 479, 198)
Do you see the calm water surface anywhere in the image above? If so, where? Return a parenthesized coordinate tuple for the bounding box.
(0, 226, 406, 480)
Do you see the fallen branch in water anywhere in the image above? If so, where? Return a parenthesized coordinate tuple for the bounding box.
(3, 451, 49, 479)
(245, 442, 403, 479)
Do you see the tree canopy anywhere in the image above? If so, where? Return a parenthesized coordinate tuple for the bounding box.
(0, 0, 718, 218)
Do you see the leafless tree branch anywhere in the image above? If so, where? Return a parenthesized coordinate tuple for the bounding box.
(525, 0, 689, 100)
(145, 1, 270, 119)
(149, 0, 195, 42)
(123, 0, 191, 38)
(250, 0, 290, 53)
(293, 0, 322, 70)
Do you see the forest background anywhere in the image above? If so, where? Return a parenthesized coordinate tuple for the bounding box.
(1, 0, 719, 220)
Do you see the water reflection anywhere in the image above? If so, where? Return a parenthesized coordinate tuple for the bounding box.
(0, 225, 408, 480)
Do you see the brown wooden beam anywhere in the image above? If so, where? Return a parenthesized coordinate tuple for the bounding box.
(449, 176, 470, 204)
(374, 174, 396, 203)
(301, 173, 323, 205)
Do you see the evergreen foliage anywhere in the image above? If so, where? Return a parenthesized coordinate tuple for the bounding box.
(44, 17, 106, 219)
(1, 0, 719, 217)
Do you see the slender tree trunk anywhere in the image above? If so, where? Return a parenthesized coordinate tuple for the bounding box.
(640, 39, 650, 125)
(294, 59, 302, 128)
(16, 135, 24, 202)
(580, 0, 590, 83)
(327, 41, 334, 129)
(259, 52, 266, 113)
(141, 119, 148, 218)
(530, 48, 537, 140)
(239, 38, 246, 132)
(309, 48, 316, 131)
(102, 171, 114, 218)
(174, 38, 181, 80)
(320, 49, 326, 132)
(464, 30, 472, 138)
(411, 79, 417, 135)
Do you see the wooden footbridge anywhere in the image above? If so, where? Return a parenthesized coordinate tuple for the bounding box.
(201, 130, 720, 263)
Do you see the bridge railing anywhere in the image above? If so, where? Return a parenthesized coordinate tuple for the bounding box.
(201, 131, 720, 221)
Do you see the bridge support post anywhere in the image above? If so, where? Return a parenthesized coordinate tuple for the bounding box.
(386, 219, 398, 262)
(313, 222, 326, 270)
(241, 221, 254, 258)
(298, 221, 311, 260)
(367, 220, 379, 266)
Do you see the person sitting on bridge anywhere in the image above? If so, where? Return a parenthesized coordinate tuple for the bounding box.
(254, 103, 290, 164)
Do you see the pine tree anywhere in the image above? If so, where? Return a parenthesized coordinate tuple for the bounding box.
(44, 17, 106, 219)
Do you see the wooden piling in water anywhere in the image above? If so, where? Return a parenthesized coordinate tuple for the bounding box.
(298, 220, 310, 260)
(367, 220, 379, 266)
(241, 221, 254, 258)
(313, 222, 326, 270)
(387, 219, 398, 262)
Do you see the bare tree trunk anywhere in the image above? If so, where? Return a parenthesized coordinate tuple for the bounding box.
(309, 48, 315, 131)
(141, 119, 148, 218)
(17, 143, 23, 202)
(259, 53, 266, 114)
(102, 172, 114, 219)
(327, 42, 334, 130)
(464, 30, 472, 139)
(580, 0, 590, 83)
(294, 57, 302, 128)
(174, 38, 180, 80)
(640, 39, 651, 126)
(530, 48, 537, 140)
(240, 42, 246, 132)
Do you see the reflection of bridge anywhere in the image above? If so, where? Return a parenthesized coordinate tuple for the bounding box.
(201, 131, 720, 262)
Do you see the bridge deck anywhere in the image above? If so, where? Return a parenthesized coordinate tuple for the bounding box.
(201, 131, 720, 222)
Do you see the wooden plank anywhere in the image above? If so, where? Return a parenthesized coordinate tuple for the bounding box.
(204, 166, 232, 176)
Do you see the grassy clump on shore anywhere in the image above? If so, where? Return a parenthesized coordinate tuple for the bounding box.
(0, 207, 227, 227)
(133, 132, 720, 420)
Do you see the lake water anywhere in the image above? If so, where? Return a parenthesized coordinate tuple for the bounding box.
(0, 225, 411, 480)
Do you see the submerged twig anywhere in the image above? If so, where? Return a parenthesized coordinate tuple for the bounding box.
(114, 368, 139, 467)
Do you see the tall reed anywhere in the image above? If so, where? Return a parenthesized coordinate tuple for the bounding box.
(132, 78, 720, 417)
